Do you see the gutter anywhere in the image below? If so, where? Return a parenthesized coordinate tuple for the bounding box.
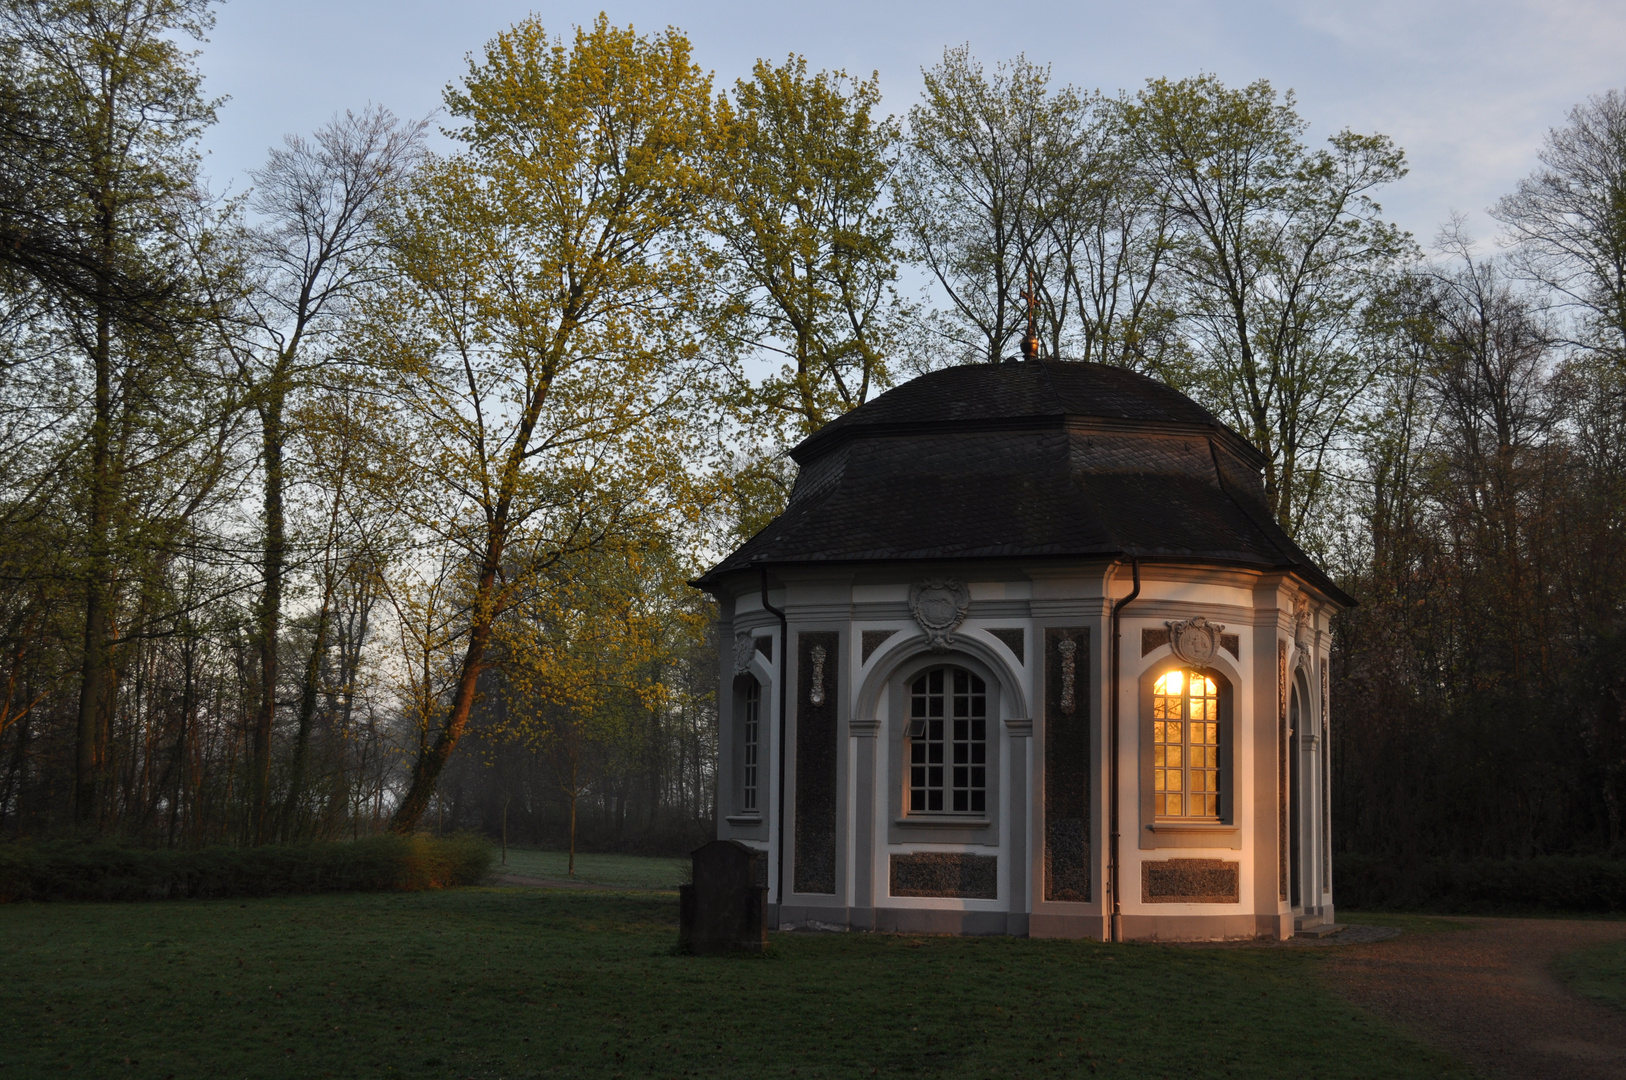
(759, 564, 789, 923)
(1109, 557, 1140, 943)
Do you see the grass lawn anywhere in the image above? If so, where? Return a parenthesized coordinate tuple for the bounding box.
(0, 888, 1469, 1080)
(493, 849, 687, 890)
(1554, 938, 1626, 1013)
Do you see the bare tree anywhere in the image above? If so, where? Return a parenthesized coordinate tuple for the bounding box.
(1127, 74, 1411, 532)
(1494, 88, 1626, 361)
(894, 48, 1077, 364)
(1036, 93, 1175, 367)
(223, 105, 425, 843)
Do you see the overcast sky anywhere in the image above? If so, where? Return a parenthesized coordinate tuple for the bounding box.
(196, 0, 1624, 255)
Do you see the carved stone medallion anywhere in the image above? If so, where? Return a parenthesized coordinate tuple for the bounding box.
(732, 632, 757, 675)
(909, 578, 971, 652)
(1166, 616, 1224, 669)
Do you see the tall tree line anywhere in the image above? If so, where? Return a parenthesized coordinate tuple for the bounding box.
(1, 4, 1621, 862)
(1330, 92, 1626, 859)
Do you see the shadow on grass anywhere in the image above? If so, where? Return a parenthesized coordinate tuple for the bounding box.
(0, 888, 1472, 1080)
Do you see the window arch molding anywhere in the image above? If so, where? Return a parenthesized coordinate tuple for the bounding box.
(845, 634, 1021, 845)
(1135, 651, 1242, 850)
(851, 627, 1029, 731)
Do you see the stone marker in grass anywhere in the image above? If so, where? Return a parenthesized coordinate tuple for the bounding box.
(679, 840, 767, 954)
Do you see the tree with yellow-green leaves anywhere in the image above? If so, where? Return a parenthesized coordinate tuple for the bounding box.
(357, 16, 719, 835)
(1, 0, 241, 829)
(496, 535, 707, 874)
(711, 56, 904, 441)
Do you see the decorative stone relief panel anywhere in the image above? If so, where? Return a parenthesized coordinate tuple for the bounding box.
(1144, 625, 1238, 659)
(1293, 593, 1313, 674)
(1166, 616, 1225, 668)
(1057, 640, 1078, 714)
(1142, 859, 1240, 904)
(890, 852, 997, 899)
(794, 631, 839, 895)
(808, 645, 828, 706)
(909, 579, 970, 651)
(734, 634, 764, 676)
(1044, 627, 1090, 902)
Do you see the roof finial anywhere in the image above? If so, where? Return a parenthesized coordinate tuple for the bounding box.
(1019, 268, 1040, 361)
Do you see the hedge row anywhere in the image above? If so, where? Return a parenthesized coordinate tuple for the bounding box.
(1335, 853, 1626, 913)
(0, 834, 493, 902)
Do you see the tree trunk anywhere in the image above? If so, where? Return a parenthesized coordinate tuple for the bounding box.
(568, 757, 578, 877)
(278, 592, 331, 841)
(387, 331, 564, 833)
(74, 267, 115, 829)
(252, 391, 286, 844)
(388, 561, 498, 833)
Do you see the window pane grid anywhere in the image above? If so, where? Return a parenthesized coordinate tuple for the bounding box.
(1153, 670, 1220, 820)
(910, 667, 986, 814)
(742, 678, 760, 811)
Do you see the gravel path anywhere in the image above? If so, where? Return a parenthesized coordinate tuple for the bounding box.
(1322, 917, 1626, 1079)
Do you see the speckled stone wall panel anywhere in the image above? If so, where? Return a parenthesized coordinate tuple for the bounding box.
(754, 636, 772, 661)
(1044, 627, 1090, 902)
(890, 852, 998, 899)
(988, 627, 1024, 664)
(860, 629, 896, 664)
(1219, 633, 1239, 658)
(794, 631, 839, 895)
(1141, 859, 1240, 903)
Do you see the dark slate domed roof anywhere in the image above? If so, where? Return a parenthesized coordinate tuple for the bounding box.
(698, 359, 1349, 603)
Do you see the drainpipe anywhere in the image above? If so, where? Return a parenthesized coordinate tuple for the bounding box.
(760, 564, 789, 923)
(1109, 558, 1140, 943)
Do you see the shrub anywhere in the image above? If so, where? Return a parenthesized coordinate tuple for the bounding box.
(0, 834, 494, 903)
(1335, 853, 1626, 913)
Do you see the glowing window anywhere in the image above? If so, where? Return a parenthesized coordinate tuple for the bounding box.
(907, 667, 987, 814)
(1153, 670, 1221, 819)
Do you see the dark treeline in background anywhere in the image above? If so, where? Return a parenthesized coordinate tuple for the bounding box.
(1, 0, 1623, 867)
(1333, 220, 1626, 861)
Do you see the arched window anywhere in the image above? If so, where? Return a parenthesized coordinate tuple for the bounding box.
(906, 667, 987, 813)
(741, 677, 761, 812)
(1152, 670, 1220, 819)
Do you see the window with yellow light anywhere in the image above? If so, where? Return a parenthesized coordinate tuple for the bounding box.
(1152, 669, 1221, 819)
